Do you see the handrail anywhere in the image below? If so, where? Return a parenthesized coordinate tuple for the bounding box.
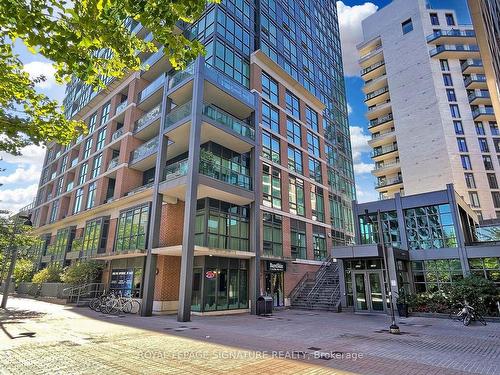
(289, 271, 314, 302)
(306, 256, 335, 300)
(63, 283, 105, 305)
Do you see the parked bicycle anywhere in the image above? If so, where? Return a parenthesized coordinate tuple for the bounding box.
(89, 291, 141, 315)
(449, 301, 487, 326)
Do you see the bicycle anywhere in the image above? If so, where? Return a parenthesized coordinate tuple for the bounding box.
(449, 301, 487, 326)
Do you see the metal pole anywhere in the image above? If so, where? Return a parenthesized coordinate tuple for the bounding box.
(1, 220, 19, 309)
(376, 209, 400, 334)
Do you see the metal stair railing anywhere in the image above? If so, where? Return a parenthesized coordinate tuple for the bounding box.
(289, 271, 315, 303)
(306, 256, 335, 300)
(63, 283, 104, 305)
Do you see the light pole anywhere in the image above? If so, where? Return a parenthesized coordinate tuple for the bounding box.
(365, 209, 400, 334)
(1, 214, 32, 309)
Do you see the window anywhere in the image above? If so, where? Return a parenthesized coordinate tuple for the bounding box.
(475, 122, 486, 135)
(290, 219, 307, 259)
(285, 90, 300, 118)
(494, 139, 500, 153)
(311, 185, 324, 222)
(305, 106, 318, 132)
(101, 102, 111, 125)
(479, 138, 490, 152)
(287, 146, 303, 174)
(289, 176, 305, 216)
(261, 72, 278, 103)
(82, 217, 108, 257)
(313, 226, 327, 260)
(490, 122, 499, 135)
(412, 259, 462, 292)
(263, 212, 283, 256)
(78, 162, 88, 185)
(440, 59, 449, 71)
(484, 155, 494, 170)
(83, 138, 93, 159)
(286, 117, 302, 145)
(450, 104, 461, 118)
(402, 18, 413, 34)
(465, 173, 476, 188)
(60, 155, 68, 173)
(262, 164, 281, 209)
(307, 131, 320, 157)
(430, 13, 440, 25)
(454, 121, 464, 135)
(262, 101, 279, 132)
(56, 177, 64, 195)
(212, 40, 250, 87)
(443, 74, 453, 86)
(308, 157, 322, 183)
(487, 173, 499, 189)
(461, 155, 472, 170)
(115, 203, 150, 252)
(86, 182, 97, 209)
(469, 258, 500, 285)
(493, 192, 500, 208)
(96, 127, 107, 150)
(74, 188, 84, 214)
(88, 112, 97, 133)
(457, 138, 468, 152)
(92, 153, 103, 179)
(49, 200, 59, 223)
(445, 13, 455, 26)
(446, 89, 456, 102)
(469, 191, 481, 208)
(262, 131, 280, 163)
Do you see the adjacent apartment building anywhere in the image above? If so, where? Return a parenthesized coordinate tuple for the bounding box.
(29, 0, 355, 320)
(357, 0, 500, 220)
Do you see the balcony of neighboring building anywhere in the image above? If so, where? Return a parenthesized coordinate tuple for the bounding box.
(364, 86, 390, 107)
(372, 159, 401, 177)
(375, 175, 403, 191)
(371, 143, 399, 162)
(426, 28, 476, 45)
(361, 60, 386, 82)
(468, 90, 491, 105)
(368, 127, 396, 148)
(472, 106, 496, 121)
(464, 74, 488, 89)
(363, 73, 388, 94)
(358, 44, 384, 69)
(357, 35, 382, 59)
(366, 100, 392, 120)
(368, 112, 394, 132)
(429, 44, 480, 59)
(461, 59, 484, 74)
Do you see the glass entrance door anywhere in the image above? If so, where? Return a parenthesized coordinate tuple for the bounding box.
(353, 271, 386, 312)
(265, 272, 284, 307)
(368, 272, 385, 311)
(354, 273, 368, 310)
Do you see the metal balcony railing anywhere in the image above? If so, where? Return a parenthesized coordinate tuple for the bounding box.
(361, 60, 385, 76)
(111, 128, 124, 142)
(202, 103, 255, 140)
(115, 100, 128, 115)
(107, 157, 119, 171)
(375, 176, 403, 188)
(130, 137, 159, 163)
(365, 86, 389, 101)
(429, 44, 479, 57)
(426, 29, 476, 42)
(135, 104, 161, 132)
(371, 144, 398, 157)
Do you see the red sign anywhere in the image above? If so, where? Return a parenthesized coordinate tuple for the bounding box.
(205, 270, 216, 279)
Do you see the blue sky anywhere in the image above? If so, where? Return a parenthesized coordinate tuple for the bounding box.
(0, 0, 473, 212)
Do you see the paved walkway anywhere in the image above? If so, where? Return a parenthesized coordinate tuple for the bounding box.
(1, 296, 499, 374)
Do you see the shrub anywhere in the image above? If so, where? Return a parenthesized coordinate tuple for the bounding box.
(60, 261, 103, 285)
(32, 265, 62, 284)
(13, 258, 35, 285)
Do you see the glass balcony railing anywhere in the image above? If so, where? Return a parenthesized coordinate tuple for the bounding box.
(375, 176, 403, 188)
(130, 137, 159, 163)
(472, 107, 495, 118)
(202, 103, 255, 140)
(426, 29, 475, 42)
(111, 128, 124, 142)
(165, 100, 192, 129)
(464, 74, 487, 86)
(115, 100, 128, 115)
(204, 65, 255, 108)
(359, 45, 383, 61)
(371, 128, 395, 139)
(135, 104, 161, 132)
(164, 159, 189, 181)
(138, 73, 165, 103)
(199, 160, 252, 190)
(430, 44, 479, 57)
(70, 158, 78, 168)
(374, 161, 400, 170)
(168, 63, 195, 90)
(361, 60, 385, 76)
(371, 144, 398, 157)
(108, 157, 119, 171)
(468, 91, 490, 102)
(365, 86, 389, 101)
(142, 46, 164, 69)
(369, 113, 393, 128)
(461, 59, 483, 71)
(367, 100, 391, 113)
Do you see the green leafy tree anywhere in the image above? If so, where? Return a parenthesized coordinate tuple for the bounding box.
(32, 264, 62, 284)
(13, 258, 35, 285)
(60, 260, 103, 285)
(0, 0, 216, 154)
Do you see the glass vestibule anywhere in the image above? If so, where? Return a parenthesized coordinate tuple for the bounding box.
(191, 256, 249, 312)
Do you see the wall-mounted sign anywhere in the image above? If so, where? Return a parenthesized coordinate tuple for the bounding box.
(110, 268, 134, 296)
(266, 261, 286, 272)
(205, 270, 216, 279)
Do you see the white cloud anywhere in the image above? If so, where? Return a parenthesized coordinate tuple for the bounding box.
(356, 185, 379, 203)
(0, 165, 41, 185)
(24, 61, 57, 89)
(0, 144, 46, 168)
(349, 126, 371, 163)
(337, 1, 378, 76)
(0, 184, 38, 214)
(353, 162, 373, 175)
(347, 103, 353, 115)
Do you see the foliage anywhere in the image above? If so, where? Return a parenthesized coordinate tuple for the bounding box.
(32, 265, 62, 284)
(0, 0, 217, 154)
(396, 287, 407, 305)
(0, 215, 39, 255)
(407, 276, 500, 316)
(13, 258, 35, 285)
(60, 260, 103, 285)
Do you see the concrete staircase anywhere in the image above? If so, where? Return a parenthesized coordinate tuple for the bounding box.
(290, 257, 342, 312)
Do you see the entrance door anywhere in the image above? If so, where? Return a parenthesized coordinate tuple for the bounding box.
(265, 272, 284, 307)
(353, 271, 386, 312)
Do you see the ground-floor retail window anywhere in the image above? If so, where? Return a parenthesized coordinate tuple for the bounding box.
(191, 256, 248, 312)
(344, 259, 387, 311)
(469, 257, 500, 284)
(109, 257, 144, 297)
(264, 261, 286, 307)
(411, 259, 462, 293)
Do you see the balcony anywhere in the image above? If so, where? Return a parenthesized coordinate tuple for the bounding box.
(464, 74, 487, 89)
(468, 91, 491, 105)
(126, 182, 153, 197)
(372, 160, 401, 177)
(137, 74, 165, 110)
(429, 44, 480, 59)
(368, 113, 394, 130)
(361, 60, 386, 80)
(358, 45, 383, 67)
(199, 160, 252, 191)
(107, 157, 120, 171)
(368, 128, 396, 147)
(129, 137, 159, 170)
(363, 73, 388, 93)
(461, 59, 484, 74)
(165, 100, 192, 130)
(426, 29, 476, 44)
(364, 86, 390, 106)
(366, 100, 392, 120)
(202, 103, 255, 141)
(375, 176, 403, 189)
(164, 159, 189, 181)
(111, 127, 124, 143)
(371, 144, 398, 158)
(141, 47, 169, 80)
(134, 103, 162, 140)
(472, 107, 496, 121)
(168, 63, 195, 91)
(115, 100, 128, 116)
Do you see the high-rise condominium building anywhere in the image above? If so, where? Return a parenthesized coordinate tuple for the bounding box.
(29, 0, 355, 320)
(468, 0, 500, 123)
(357, 0, 500, 220)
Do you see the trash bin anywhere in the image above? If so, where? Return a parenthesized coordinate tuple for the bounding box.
(256, 295, 273, 316)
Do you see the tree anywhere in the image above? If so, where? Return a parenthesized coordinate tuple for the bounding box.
(32, 265, 62, 284)
(60, 260, 103, 285)
(13, 258, 35, 285)
(0, 0, 216, 155)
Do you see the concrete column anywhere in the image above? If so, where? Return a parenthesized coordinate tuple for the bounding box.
(446, 184, 470, 275)
(337, 259, 347, 309)
(394, 193, 409, 249)
(141, 73, 171, 317)
(386, 247, 399, 306)
(177, 57, 204, 322)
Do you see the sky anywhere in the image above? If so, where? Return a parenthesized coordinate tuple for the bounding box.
(0, 0, 473, 213)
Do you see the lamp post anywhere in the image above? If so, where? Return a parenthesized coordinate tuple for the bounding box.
(365, 209, 400, 334)
(1, 214, 33, 309)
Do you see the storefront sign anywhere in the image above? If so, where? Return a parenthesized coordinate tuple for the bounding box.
(110, 269, 134, 295)
(205, 270, 216, 279)
(266, 261, 286, 272)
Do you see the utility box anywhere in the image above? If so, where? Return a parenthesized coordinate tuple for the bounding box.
(256, 295, 273, 316)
